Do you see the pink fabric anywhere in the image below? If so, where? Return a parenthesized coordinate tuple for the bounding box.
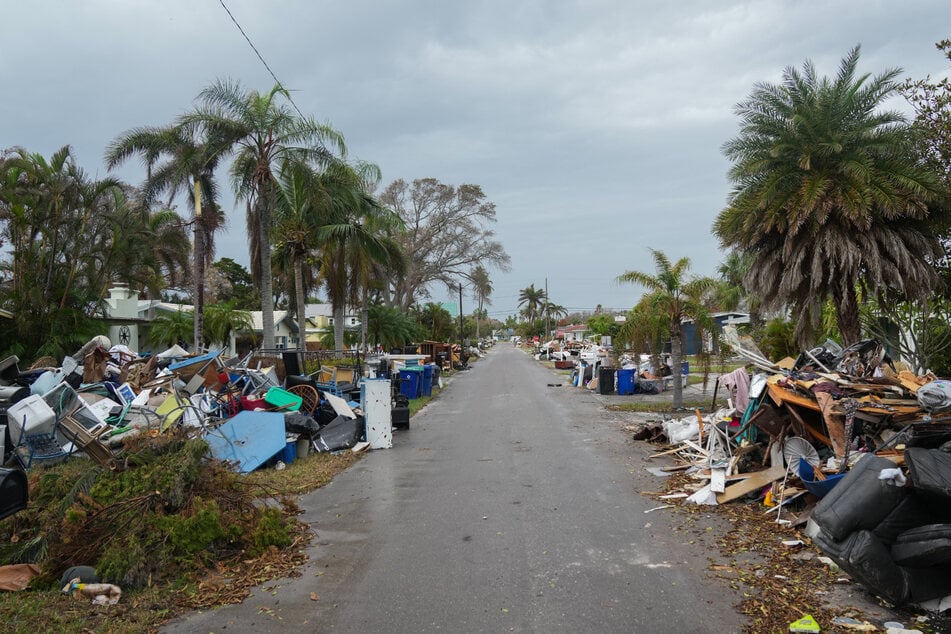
(719, 367, 751, 413)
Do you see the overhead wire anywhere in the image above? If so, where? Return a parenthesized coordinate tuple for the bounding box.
(217, 0, 308, 121)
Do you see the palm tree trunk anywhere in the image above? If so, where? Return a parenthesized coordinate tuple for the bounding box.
(294, 253, 307, 351)
(671, 326, 684, 409)
(333, 303, 345, 352)
(361, 289, 369, 353)
(257, 194, 275, 350)
(835, 284, 861, 346)
(193, 184, 205, 350)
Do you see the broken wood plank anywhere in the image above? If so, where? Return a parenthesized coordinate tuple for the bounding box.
(815, 391, 845, 459)
(647, 447, 684, 459)
(784, 403, 832, 447)
(768, 383, 821, 412)
(716, 465, 785, 504)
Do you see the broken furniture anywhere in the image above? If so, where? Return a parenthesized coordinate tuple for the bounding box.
(204, 411, 286, 473)
(58, 408, 113, 467)
(8, 394, 69, 469)
(361, 378, 392, 449)
(286, 384, 319, 416)
(811, 450, 951, 605)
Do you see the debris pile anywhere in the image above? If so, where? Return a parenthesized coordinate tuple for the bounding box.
(634, 330, 951, 611)
(0, 337, 407, 477)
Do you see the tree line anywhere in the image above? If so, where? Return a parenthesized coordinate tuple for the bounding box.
(0, 80, 510, 361)
(517, 43, 951, 408)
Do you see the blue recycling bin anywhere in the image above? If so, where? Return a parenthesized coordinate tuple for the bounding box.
(399, 367, 423, 399)
(617, 368, 636, 395)
(421, 364, 435, 396)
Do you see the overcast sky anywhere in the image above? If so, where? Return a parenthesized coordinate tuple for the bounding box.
(2, 1, 949, 319)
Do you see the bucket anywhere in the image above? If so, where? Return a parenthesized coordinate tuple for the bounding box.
(617, 369, 635, 395)
(281, 440, 297, 465)
(295, 436, 310, 459)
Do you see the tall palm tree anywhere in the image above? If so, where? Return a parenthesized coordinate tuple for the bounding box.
(179, 79, 345, 349)
(714, 47, 944, 346)
(617, 250, 717, 409)
(470, 265, 492, 340)
(105, 124, 227, 349)
(273, 161, 326, 350)
(518, 284, 546, 324)
(314, 161, 405, 352)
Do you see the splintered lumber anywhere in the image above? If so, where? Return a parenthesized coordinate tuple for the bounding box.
(768, 383, 820, 412)
(784, 403, 832, 447)
(898, 370, 923, 393)
(815, 391, 845, 458)
(716, 464, 786, 504)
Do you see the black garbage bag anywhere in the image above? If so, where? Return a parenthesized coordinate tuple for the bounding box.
(313, 415, 364, 452)
(283, 411, 321, 437)
(316, 403, 339, 427)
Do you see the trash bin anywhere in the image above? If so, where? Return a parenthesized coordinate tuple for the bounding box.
(617, 368, 635, 395)
(421, 364, 435, 397)
(399, 368, 422, 399)
(598, 367, 615, 395)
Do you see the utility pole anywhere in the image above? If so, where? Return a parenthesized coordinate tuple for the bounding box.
(545, 277, 550, 340)
(458, 282, 464, 355)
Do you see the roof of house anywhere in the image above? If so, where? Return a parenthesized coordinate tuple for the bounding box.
(250, 311, 298, 333)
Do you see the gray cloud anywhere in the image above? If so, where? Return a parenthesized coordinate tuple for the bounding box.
(2, 0, 949, 318)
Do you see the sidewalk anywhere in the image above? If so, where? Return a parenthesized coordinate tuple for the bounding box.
(555, 368, 725, 409)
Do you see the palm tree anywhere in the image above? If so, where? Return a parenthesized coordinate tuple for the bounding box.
(470, 265, 492, 339)
(149, 308, 193, 348)
(179, 79, 345, 350)
(313, 161, 405, 352)
(518, 284, 546, 324)
(273, 161, 325, 350)
(543, 301, 568, 322)
(204, 301, 255, 350)
(105, 124, 227, 350)
(367, 303, 422, 351)
(617, 250, 717, 409)
(714, 46, 944, 346)
(0, 146, 139, 358)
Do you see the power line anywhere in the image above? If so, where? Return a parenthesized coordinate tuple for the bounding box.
(217, 0, 308, 121)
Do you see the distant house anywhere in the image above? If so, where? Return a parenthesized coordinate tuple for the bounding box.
(559, 324, 588, 343)
(248, 311, 299, 351)
(304, 304, 360, 349)
(680, 312, 750, 355)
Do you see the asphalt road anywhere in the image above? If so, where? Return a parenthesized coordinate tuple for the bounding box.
(163, 345, 745, 633)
